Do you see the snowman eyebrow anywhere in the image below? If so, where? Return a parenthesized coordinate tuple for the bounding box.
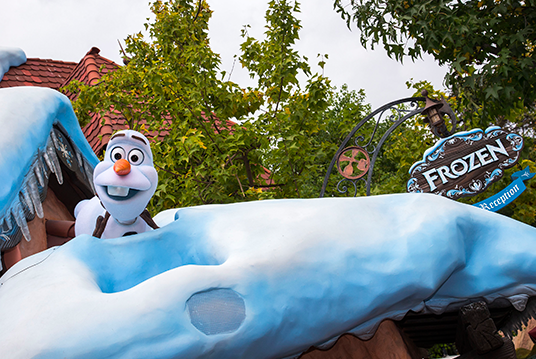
(132, 135, 147, 145)
(110, 133, 125, 141)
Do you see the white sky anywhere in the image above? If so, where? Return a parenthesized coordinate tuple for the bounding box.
(0, 0, 447, 109)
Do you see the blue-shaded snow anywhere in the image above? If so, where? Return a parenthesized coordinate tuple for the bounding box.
(0, 47, 26, 81)
(0, 194, 535, 359)
(73, 207, 224, 293)
(0, 87, 99, 217)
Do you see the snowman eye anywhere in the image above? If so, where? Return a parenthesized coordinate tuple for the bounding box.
(128, 149, 144, 165)
(110, 147, 125, 162)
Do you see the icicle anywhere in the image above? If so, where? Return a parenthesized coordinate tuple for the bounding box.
(75, 150, 83, 171)
(508, 294, 529, 311)
(500, 297, 536, 338)
(43, 150, 53, 174)
(84, 160, 95, 194)
(33, 162, 46, 188)
(38, 150, 50, 182)
(46, 139, 63, 185)
(50, 129, 60, 149)
(20, 188, 35, 217)
(528, 300, 536, 319)
(3, 215, 12, 232)
(27, 173, 44, 218)
(50, 146, 63, 185)
(11, 200, 31, 242)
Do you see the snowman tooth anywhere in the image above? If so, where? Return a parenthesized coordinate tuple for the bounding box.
(108, 186, 129, 197)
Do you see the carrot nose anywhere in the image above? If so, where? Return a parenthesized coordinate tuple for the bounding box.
(113, 159, 131, 176)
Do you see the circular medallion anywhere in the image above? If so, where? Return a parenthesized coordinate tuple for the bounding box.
(336, 146, 370, 180)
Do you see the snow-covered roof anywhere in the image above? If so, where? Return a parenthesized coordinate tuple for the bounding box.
(0, 47, 124, 155)
(0, 87, 98, 251)
(0, 47, 26, 82)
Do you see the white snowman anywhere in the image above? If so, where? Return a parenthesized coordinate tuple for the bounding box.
(75, 130, 159, 238)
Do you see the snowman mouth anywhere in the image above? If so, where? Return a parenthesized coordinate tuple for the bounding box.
(105, 186, 140, 200)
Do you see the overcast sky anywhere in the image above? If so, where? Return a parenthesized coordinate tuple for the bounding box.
(1, 0, 447, 109)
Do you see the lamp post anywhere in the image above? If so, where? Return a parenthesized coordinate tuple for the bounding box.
(421, 90, 456, 138)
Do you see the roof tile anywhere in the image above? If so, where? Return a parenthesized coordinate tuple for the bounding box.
(0, 48, 170, 157)
(0, 58, 78, 89)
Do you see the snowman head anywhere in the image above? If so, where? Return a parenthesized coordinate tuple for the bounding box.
(93, 130, 158, 223)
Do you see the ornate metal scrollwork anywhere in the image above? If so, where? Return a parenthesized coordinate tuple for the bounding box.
(320, 95, 454, 198)
(336, 178, 360, 197)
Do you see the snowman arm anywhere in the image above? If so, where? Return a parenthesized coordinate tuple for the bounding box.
(140, 209, 159, 229)
(92, 211, 111, 238)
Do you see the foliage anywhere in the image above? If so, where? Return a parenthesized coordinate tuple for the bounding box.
(320, 77, 536, 227)
(66, 0, 368, 211)
(319, 84, 436, 198)
(65, 0, 534, 228)
(516, 344, 536, 359)
(333, 0, 536, 122)
(329, 0, 536, 225)
(238, 0, 333, 198)
(316, 85, 373, 196)
(370, 116, 431, 195)
(428, 343, 458, 358)
(67, 0, 263, 213)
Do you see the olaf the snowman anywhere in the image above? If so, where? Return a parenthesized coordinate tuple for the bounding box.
(75, 130, 159, 238)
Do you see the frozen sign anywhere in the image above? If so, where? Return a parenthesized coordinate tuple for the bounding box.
(407, 126, 523, 200)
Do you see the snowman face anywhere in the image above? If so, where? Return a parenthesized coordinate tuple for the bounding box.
(93, 130, 158, 222)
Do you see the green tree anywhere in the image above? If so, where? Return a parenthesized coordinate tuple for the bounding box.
(320, 77, 536, 226)
(313, 85, 373, 196)
(68, 0, 263, 212)
(317, 83, 437, 198)
(330, 0, 536, 225)
(334, 0, 536, 122)
(239, 0, 333, 198)
(66, 0, 342, 211)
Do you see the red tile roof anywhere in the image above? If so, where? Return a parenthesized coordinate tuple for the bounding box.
(60, 47, 122, 155)
(0, 47, 274, 187)
(61, 47, 119, 99)
(0, 47, 123, 155)
(0, 47, 123, 154)
(0, 58, 77, 89)
(83, 111, 128, 155)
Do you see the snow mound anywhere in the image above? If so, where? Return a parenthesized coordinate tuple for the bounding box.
(0, 46, 26, 81)
(1, 194, 536, 358)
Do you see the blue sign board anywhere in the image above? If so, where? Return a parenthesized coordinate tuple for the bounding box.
(407, 126, 523, 200)
(473, 166, 535, 212)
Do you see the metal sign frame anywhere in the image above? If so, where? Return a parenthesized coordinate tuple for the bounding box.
(320, 97, 428, 197)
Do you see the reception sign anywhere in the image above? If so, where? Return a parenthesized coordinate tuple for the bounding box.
(473, 166, 534, 212)
(407, 126, 523, 200)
